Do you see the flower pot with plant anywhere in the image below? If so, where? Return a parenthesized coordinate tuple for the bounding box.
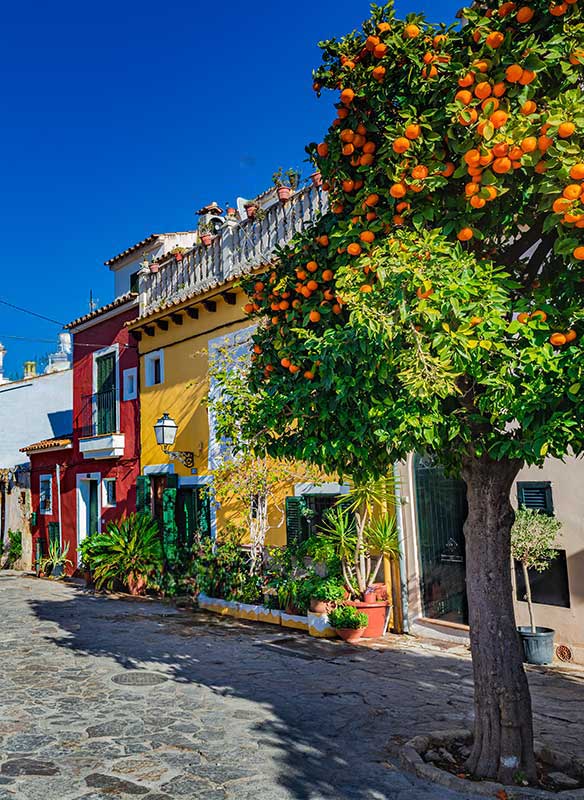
(171, 246, 187, 262)
(244, 199, 259, 220)
(273, 167, 300, 202)
(309, 578, 346, 614)
(310, 171, 323, 188)
(511, 507, 562, 665)
(198, 222, 215, 247)
(328, 605, 369, 643)
(40, 541, 73, 579)
(317, 479, 400, 637)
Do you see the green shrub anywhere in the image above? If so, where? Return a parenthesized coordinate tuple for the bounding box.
(81, 513, 163, 592)
(328, 605, 368, 630)
(310, 578, 346, 602)
(193, 536, 260, 602)
(6, 530, 22, 566)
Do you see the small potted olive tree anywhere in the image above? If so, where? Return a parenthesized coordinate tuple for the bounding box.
(272, 167, 300, 202)
(511, 507, 562, 665)
(328, 605, 369, 643)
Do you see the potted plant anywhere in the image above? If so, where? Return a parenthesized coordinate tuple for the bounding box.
(40, 541, 72, 579)
(198, 222, 215, 247)
(318, 479, 400, 637)
(309, 578, 346, 614)
(244, 199, 260, 220)
(171, 246, 188, 262)
(272, 167, 300, 202)
(328, 605, 369, 643)
(511, 507, 562, 665)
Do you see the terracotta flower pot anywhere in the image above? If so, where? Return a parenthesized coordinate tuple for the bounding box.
(245, 205, 258, 220)
(310, 598, 332, 614)
(347, 600, 391, 638)
(150, 263, 159, 273)
(200, 233, 213, 247)
(127, 574, 147, 596)
(336, 627, 365, 644)
(310, 171, 323, 188)
(277, 186, 292, 202)
(175, 252, 183, 262)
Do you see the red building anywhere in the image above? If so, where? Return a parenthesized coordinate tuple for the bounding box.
(22, 293, 140, 571)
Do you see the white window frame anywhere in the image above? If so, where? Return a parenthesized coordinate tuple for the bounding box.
(92, 343, 120, 434)
(207, 326, 255, 470)
(178, 475, 217, 540)
(122, 367, 138, 401)
(102, 478, 117, 508)
(144, 349, 164, 387)
(39, 474, 53, 515)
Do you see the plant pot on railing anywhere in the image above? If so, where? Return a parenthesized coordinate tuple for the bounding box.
(150, 263, 160, 274)
(277, 186, 292, 202)
(244, 203, 258, 220)
(272, 167, 300, 204)
(200, 233, 213, 247)
(518, 626, 555, 665)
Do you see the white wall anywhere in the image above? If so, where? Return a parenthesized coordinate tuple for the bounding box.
(0, 369, 73, 467)
(112, 233, 198, 298)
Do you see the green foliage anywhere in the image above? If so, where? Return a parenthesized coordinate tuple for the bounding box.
(309, 577, 346, 602)
(328, 605, 368, 630)
(6, 530, 22, 566)
(511, 507, 562, 571)
(81, 513, 163, 592)
(365, 515, 400, 564)
(193, 535, 262, 603)
(40, 541, 72, 577)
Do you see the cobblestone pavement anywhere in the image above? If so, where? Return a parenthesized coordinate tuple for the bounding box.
(0, 575, 582, 800)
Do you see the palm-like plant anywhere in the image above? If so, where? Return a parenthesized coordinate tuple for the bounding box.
(82, 513, 163, 595)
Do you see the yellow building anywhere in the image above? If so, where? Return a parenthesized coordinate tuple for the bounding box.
(126, 188, 345, 552)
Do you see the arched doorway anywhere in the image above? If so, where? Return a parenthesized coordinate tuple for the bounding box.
(413, 454, 468, 625)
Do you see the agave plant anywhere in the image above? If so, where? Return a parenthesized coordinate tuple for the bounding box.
(40, 541, 72, 578)
(82, 513, 163, 595)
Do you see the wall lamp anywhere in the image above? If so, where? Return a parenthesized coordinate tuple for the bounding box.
(153, 413, 194, 469)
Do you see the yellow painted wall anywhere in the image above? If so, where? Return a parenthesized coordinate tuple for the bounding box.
(135, 286, 291, 546)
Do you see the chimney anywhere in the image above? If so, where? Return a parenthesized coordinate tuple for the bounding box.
(23, 361, 37, 378)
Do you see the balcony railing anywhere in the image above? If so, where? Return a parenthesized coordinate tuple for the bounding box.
(80, 388, 117, 438)
(139, 184, 328, 317)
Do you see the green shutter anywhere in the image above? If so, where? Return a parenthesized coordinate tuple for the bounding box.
(285, 497, 306, 547)
(195, 487, 211, 538)
(517, 481, 554, 515)
(166, 474, 179, 489)
(162, 488, 179, 564)
(136, 476, 152, 516)
(30, 512, 37, 527)
(48, 522, 60, 550)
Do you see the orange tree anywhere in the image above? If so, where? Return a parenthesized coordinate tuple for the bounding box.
(233, 0, 584, 785)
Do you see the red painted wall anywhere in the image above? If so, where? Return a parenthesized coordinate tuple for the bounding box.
(29, 302, 141, 573)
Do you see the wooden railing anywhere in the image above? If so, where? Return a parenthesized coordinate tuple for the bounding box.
(138, 185, 328, 317)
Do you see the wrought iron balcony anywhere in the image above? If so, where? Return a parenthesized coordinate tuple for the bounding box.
(80, 388, 118, 438)
(138, 184, 328, 318)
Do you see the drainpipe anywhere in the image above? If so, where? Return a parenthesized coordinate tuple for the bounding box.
(56, 464, 63, 551)
(393, 462, 410, 633)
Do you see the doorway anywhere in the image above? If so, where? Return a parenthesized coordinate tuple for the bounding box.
(77, 474, 101, 556)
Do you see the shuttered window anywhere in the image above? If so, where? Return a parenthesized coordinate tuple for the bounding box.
(517, 481, 554, 515)
(285, 497, 306, 546)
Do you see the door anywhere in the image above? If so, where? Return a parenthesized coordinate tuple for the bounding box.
(413, 454, 468, 624)
(88, 480, 99, 536)
(175, 487, 211, 552)
(78, 477, 101, 555)
(95, 352, 116, 435)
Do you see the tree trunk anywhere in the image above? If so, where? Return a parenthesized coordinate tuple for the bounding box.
(461, 453, 537, 784)
(521, 561, 536, 633)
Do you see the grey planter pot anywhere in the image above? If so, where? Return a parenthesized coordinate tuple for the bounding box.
(518, 626, 555, 665)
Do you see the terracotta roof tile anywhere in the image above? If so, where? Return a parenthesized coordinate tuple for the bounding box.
(20, 436, 73, 454)
(65, 292, 138, 330)
(104, 232, 197, 266)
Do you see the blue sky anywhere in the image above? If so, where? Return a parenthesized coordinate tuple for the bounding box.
(0, 0, 460, 378)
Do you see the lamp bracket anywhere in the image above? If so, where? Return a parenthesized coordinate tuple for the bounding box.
(161, 445, 194, 469)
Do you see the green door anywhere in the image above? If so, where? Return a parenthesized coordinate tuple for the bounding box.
(88, 480, 99, 536)
(95, 353, 116, 435)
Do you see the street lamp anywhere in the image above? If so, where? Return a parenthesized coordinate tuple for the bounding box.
(153, 413, 194, 468)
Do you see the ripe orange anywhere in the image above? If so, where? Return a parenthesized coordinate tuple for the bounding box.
(360, 231, 375, 243)
(457, 227, 474, 241)
(365, 193, 380, 206)
(280, 357, 291, 368)
(490, 110, 508, 128)
(464, 149, 481, 166)
(317, 142, 329, 157)
(479, 151, 493, 166)
(566, 329, 577, 342)
(317, 235, 329, 247)
(552, 197, 570, 213)
(309, 310, 321, 323)
(366, 35, 380, 51)
(412, 164, 429, 179)
(416, 285, 434, 299)
(372, 66, 386, 82)
(521, 100, 537, 115)
(484, 185, 498, 200)
(340, 128, 355, 142)
(493, 156, 512, 173)
(509, 146, 524, 161)
(360, 284, 373, 293)
(306, 260, 318, 272)
(486, 31, 505, 48)
(517, 312, 529, 323)
(498, 1, 516, 15)
(519, 69, 536, 85)
(306, 280, 319, 291)
(549, 2, 568, 15)
(422, 64, 438, 79)
(433, 33, 447, 47)
(393, 215, 405, 225)
(465, 182, 480, 196)
(569, 163, 584, 180)
(337, 107, 349, 119)
(374, 43, 388, 58)
(574, 246, 584, 260)
(342, 179, 355, 193)
(455, 89, 473, 105)
(347, 242, 362, 256)
(332, 304, 342, 314)
(474, 59, 490, 73)
(458, 109, 478, 125)
(360, 153, 375, 166)
(405, 123, 421, 139)
(304, 370, 315, 380)
(244, 303, 254, 314)
(570, 50, 584, 65)
(531, 310, 547, 321)
(493, 81, 507, 96)
(474, 81, 492, 99)
(404, 23, 421, 38)
(558, 122, 576, 138)
(378, 21, 391, 32)
(481, 97, 499, 113)
(563, 184, 582, 200)
(393, 137, 411, 153)
(342, 143, 355, 156)
(550, 333, 567, 346)
(441, 162, 455, 177)
(521, 136, 537, 153)
(289, 364, 301, 374)
(470, 195, 486, 208)
(516, 5, 535, 21)
(390, 182, 407, 198)
(538, 134, 553, 151)
(458, 72, 475, 87)
(340, 88, 355, 105)
(505, 63, 523, 82)
(362, 141, 377, 154)
(322, 269, 334, 281)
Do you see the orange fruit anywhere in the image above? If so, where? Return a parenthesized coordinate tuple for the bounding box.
(404, 23, 421, 38)
(359, 153, 375, 166)
(332, 304, 342, 314)
(457, 227, 474, 241)
(464, 149, 481, 166)
(568, 163, 584, 180)
(573, 246, 584, 260)
(521, 136, 537, 153)
(519, 69, 536, 85)
(306, 260, 318, 272)
(552, 197, 571, 213)
(433, 33, 447, 46)
(516, 5, 534, 21)
(484, 185, 498, 200)
(549, 2, 567, 14)
(492, 142, 508, 157)
(441, 162, 455, 177)
(474, 81, 492, 99)
(412, 164, 429, 179)
(337, 107, 349, 119)
(317, 142, 329, 157)
(372, 66, 386, 82)
(374, 43, 388, 58)
(416, 285, 434, 299)
(360, 284, 373, 293)
(465, 182, 480, 196)
(479, 151, 494, 166)
(474, 59, 490, 73)
(458, 109, 478, 125)
(499, 1, 516, 15)
(289, 364, 301, 374)
(422, 64, 438, 79)
(347, 242, 362, 256)
(390, 182, 407, 198)
(317, 235, 329, 246)
(490, 110, 508, 128)
(378, 21, 391, 32)
(405, 123, 421, 139)
(280, 357, 291, 368)
(393, 137, 411, 153)
(393, 215, 405, 225)
(486, 31, 505, 48)
(550, 332, 567, 346)
(558, 121, 576, 138)
(538, 134, 553, 151)
(493, 156, 512, 173)
(309, 310, 321, 323)
(306, 280, 319, 291)
(365, 193, 379, 206)
(565, 329, 577, 342)
(521, 100, 537, 115)
(493, 81, 507, 96)
(455, 89, 473, 105)
(458, 72, 475, 87)
(509, 146, 524, 161)
(243, 303, 254, 314)
(360, 231, 375, 243)
(563, 184, 582, 200)
(322, 269, 334, 281)
(467, 166, 483, 177)
(366, 35, 380, 51)
(570, 50, 584, 65)
(470, 195, 486, 208)
(505, 64, 524, 82)
(342, 179, 355, 193)
(340, 88, 355, 105)
(363, 141, 377, 154)
(303, 370, 315, 380)
(340, 128, 355, 142)
(517, 312, 529, 323)
(531, 310, 547, 321)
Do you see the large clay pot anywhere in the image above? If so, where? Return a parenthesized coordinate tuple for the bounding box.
(336, 627, 365, 644)
(245, 205, 258, 220)
(277, 186, 292, 202)
(127, 574, 147, 596)
(348, 600, 390, 638)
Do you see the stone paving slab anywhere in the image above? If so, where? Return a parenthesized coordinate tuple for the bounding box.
(0, 574, 582, 799)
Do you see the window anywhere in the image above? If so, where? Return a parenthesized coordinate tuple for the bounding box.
(39, 474, 52, 515)
(103, 478, 117, 507)
(123, 368, 137, 401)
(515, 550, 570, 608)
(145, 350, 164, 387)
(517, 481, 554, 515)
(130, 270, 140, 294)
(93, 348, 118, 436)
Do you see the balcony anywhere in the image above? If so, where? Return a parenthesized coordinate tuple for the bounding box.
(138, 184, 328, 318)
(79, 388, 125, 460)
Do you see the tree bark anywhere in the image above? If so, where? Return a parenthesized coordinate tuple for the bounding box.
(461, 453, 537, 784)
